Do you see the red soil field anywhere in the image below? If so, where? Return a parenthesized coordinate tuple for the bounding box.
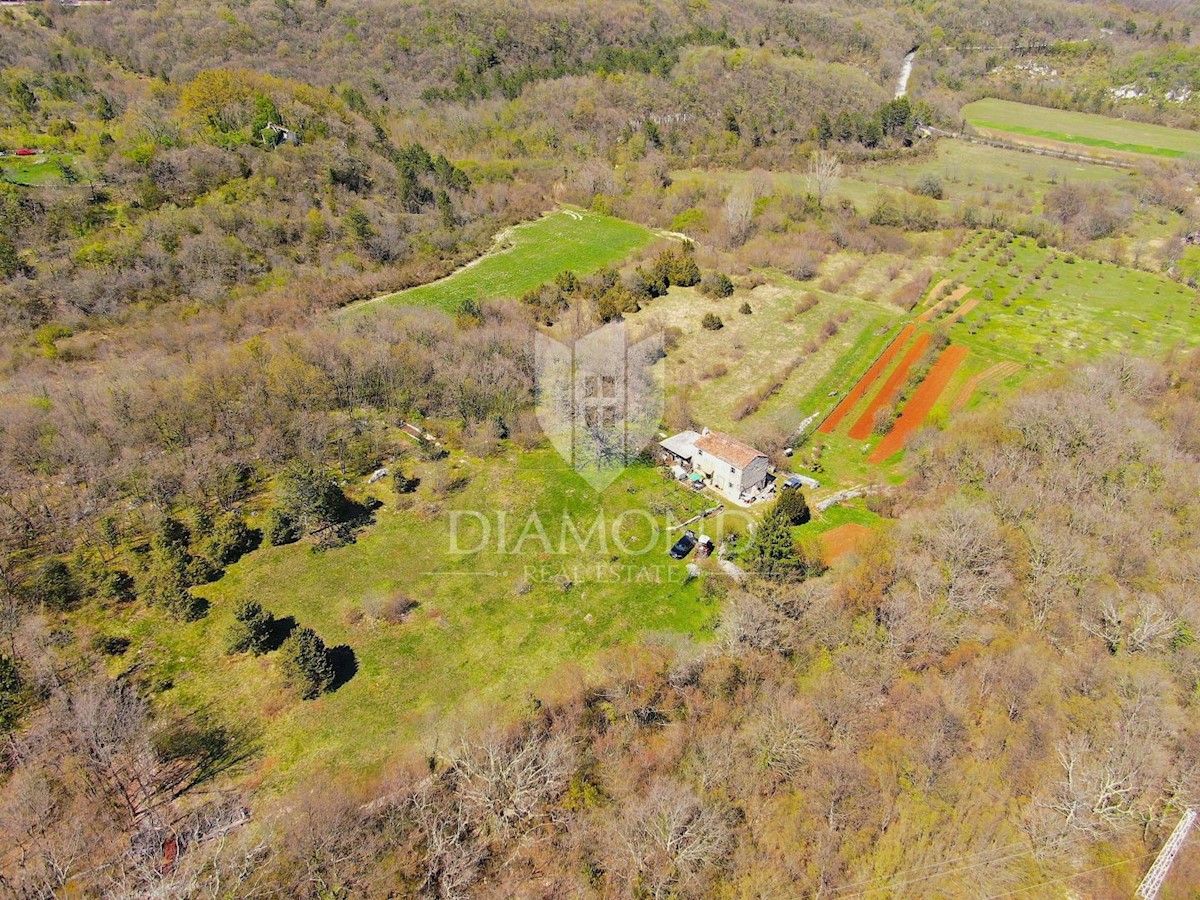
(847, 332, 931, 440)
(819, 325, 915, 434)
(820, 523, 872, 564)
(869, 345, 970, 463)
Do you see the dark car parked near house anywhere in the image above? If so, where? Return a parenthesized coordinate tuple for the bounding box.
(669, 530, 697, 560)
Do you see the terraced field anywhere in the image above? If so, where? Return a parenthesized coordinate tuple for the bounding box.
(809, 229, 1200, 468)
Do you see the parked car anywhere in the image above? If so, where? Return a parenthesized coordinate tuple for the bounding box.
(782, 475, 803, 491)
(669, 530, 697, 560)
(14, 149, 36, 157)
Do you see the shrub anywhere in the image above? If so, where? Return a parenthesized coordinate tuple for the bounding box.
(795, 294, 820, 316)
(393, 467, 419, 494)
(279, 463, 349, 534)
(92, 635, 131, 656)
(224, 598, 275, 655)
(376, 593, 419, 623)
(279, 627, 335, 699)
(266, 508, 301, 546)
(198, 512, 257, 566)
(0, 654, 23, 732)
(872, 404, 897, 435)
(913, 173, 944, 200)
(30, 559, 80, 611)
(739, 301, 752, 315)
(700, 272, 734, 298)
(701, 312, 723, 331)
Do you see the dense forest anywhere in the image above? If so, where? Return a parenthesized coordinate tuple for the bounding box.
(1, 0, 1200, 895)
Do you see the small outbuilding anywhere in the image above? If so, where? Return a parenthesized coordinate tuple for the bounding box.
(659, 430, 701, 469)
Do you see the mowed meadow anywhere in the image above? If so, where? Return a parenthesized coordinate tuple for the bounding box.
(356, 208, 658, 314)
(962, 98, 1200, 160)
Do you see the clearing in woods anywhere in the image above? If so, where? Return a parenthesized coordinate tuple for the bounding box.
(961, 98, 1200, 160)
(358, 208, 656, 313)
(88, 451, 727, 790)
(0, 153, 76, 186)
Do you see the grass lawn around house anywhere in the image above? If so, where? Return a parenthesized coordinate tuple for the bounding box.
(961, 98, 1200, 160)
(86, 447, 727, 791)
(354, 207, 658, 314)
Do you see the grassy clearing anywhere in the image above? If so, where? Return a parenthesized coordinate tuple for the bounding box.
(677, 140, 1129, 221)
(0, 153, 72, 186)
(359, 208, 656, 313)
(89, 448, 725, 790)
(962, 98, 1200, 160)
(801, 500, 884, 535)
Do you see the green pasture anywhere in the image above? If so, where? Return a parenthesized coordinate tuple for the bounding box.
(355, 207, 656, 314)
(91, 449, 723, 789)
(0, 153, 73, 186)
(675, 139, 1129, 223)
(962, 98, 1200, 160)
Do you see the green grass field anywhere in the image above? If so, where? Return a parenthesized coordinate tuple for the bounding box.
(357, 208, 656, 314)
(92, 448, 727, 789)
(677, 140, 1130, 221)
(0, 153, 72, 186)
(962, 98, 1200, 160)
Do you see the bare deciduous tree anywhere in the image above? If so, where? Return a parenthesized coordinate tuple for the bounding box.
(723, 187, 755, 247)
(614, 780, 732, 899)
(807, 150, 843, 207)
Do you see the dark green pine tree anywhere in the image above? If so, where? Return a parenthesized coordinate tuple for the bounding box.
(224, 598, 275, 655)
(745, 509, 802, 580)
(279, 627, 335, 699)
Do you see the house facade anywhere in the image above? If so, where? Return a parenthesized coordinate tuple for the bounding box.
(659, 428, 769, 503)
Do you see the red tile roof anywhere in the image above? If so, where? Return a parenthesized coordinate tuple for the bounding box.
(694, 431, 766, 469)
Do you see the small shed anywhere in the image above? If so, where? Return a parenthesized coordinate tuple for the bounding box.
(659, 430, 701, 469)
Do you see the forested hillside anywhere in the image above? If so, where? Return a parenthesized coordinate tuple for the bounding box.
(1, 0, 1199, 895)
